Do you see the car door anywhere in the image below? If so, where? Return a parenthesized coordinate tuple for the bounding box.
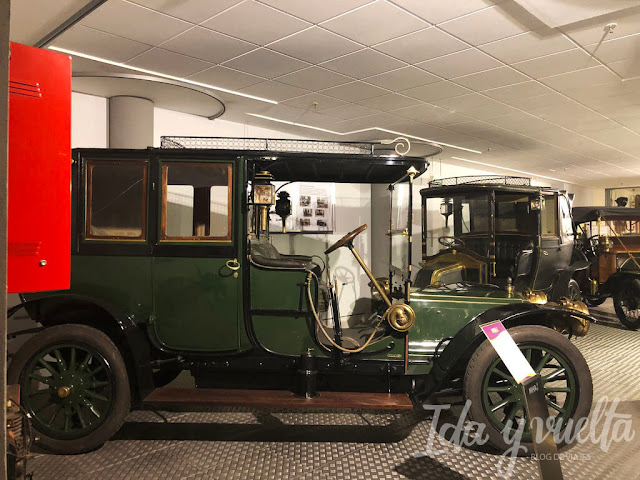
(533, 193, 564, 291)
(150, 156, 242, 352)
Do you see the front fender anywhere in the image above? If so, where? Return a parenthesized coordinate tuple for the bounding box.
(412, 302, 594, 402)
(602, 271, 640, 295)
(551, 260, 590, 300)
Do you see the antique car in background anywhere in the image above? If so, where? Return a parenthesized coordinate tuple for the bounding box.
(8, 138, 593, 455)
(573, 206, 640, 329)
(419, 176, 585, 303)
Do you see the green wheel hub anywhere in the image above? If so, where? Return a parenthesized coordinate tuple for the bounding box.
(21, 343, 115, 440)
(481, 343, 578, 443)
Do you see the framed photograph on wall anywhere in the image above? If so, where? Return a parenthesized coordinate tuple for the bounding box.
(269, 182, 335, 233)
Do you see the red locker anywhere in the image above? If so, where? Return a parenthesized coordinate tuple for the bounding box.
(8, 43, 71, 293)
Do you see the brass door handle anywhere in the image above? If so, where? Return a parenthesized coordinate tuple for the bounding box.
(226, 259, 241, 271)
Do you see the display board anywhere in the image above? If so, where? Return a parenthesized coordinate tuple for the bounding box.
(269, 182, 335, 233)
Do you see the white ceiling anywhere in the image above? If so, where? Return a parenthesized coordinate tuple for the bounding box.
(9, 0, 640, 187)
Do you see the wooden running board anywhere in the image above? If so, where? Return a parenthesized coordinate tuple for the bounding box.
(143, 387, 414, 411)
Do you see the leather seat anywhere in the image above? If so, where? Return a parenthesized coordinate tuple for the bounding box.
(250, 240, 321, 276)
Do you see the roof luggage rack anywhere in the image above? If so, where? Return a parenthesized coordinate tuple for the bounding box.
(429, 175, 531, 187)
(160, 136, 375, 155)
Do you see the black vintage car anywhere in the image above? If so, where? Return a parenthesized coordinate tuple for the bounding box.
(573, 206, 640, 329)
(419, 176, 585, 302)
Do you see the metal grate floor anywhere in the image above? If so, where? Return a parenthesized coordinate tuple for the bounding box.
(27, 301, 640, 480)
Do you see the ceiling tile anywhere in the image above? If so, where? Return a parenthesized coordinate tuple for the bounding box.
(588, 33, 640, 64)
(432, 93, 499, 111)
(562, 9, 640, 46)
(484, 81, 553, 102)
(418, 48, 501, 79)
(188, 66, 265, 89)
(542, 65, 621, 90)
(356, 93, 422, 111)
(321, 81, 389, 101)
(282, 93, 348, 111)
(277, 66, 351, 90)
(439, 6, 530, 46)
(365, 66, 439, 91)
(52, 25, 150, 62)
(321, 49, 405, 79)
(161, 27, 255, 64)
(268, 27, 361, 63)
(513, 48, 597, 79)
(454, 67, 529, 90)
(202, 1, 310, 45)
(126, 48, 212, 77)
(80, 0, 192, 45)
(129, 0, 243, 23)
(239, 81, 310, 101)
(223, 48, 309, 78)
(461, 101, 520, 120)
(322, 103, 381, 120)
(504, 91, 566, 110)
(480, 30, 575, 63)
(608, 58, 640, 79)
(322, 0, 427, 46)
(373, 27, 467, 63)
(401, 81, 471, 102)
(389, 103, 466, 124)
(258, 0, 372, 23)
(390, 0, 503, 24)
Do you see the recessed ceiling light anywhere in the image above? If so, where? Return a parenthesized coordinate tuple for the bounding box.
(248, 113, 482, 154)
(48, 47, 278, 104)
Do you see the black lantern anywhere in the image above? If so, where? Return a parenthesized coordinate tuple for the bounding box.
(275, 191, 292, 233)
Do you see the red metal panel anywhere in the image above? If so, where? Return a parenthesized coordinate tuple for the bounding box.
(8, 43, 71, 293)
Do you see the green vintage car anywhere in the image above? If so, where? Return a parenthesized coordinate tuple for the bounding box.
(8, 138, 593, 454)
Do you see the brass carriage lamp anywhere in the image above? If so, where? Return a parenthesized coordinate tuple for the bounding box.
(253, 171, 275, 236)
(275, 191, 292, 233)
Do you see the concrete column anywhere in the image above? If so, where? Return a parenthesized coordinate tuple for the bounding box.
(0, 2, 10, 478)
(108, 96, 154, 149)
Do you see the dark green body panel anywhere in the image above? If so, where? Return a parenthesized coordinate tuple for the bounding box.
(150, 256, 241, 351)
(407, 288, 524, 374)
(23, 254, 153, 323)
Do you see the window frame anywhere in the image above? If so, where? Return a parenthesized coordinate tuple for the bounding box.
(84, 158, 148, 242)
(159, 161, 233, 243)
(540, 193, 559, 238)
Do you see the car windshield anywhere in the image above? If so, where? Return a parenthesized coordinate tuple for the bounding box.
(424, 192, 536, 258)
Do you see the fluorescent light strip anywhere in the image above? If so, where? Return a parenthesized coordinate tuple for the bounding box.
(451, 156, 577, 185)
(48, 47, 278, 104)
(248, 114, 482, 154)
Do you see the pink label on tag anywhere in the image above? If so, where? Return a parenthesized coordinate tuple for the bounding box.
(481, 321, 505, 341)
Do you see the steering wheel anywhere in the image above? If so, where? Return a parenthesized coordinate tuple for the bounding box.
(438, 236, 465, 248)
(325, 224, 368, 254)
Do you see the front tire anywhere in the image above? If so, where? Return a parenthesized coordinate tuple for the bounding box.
(463, 325, 592, 453)
(7, 324, 131, 454)
(613, 281, 640, 330)
(566, 279, 582, 302)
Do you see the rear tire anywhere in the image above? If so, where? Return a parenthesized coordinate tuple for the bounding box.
(7, 324, 131, 454)
(463, 325, 592, 453)
(614, 290, 640, 330)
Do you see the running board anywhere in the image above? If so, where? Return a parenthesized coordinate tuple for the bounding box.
(143, 387, 414, 411)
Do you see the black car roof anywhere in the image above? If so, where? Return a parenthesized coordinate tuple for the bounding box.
(420, 183, 551, 198)
(573, 206, 640, 223)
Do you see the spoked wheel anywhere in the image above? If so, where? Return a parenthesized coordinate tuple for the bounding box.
(614, 282, 640, 330)
(566, 279, 582, 302)
(8, 324, 131, 454)
(464, 326, 592, 452)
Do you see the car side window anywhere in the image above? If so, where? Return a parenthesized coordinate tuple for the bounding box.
(541, 194, 558, 237)
(85, 159, 147, 240)
(161, 162, 232, 242)
(559, 195, 573, 243)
